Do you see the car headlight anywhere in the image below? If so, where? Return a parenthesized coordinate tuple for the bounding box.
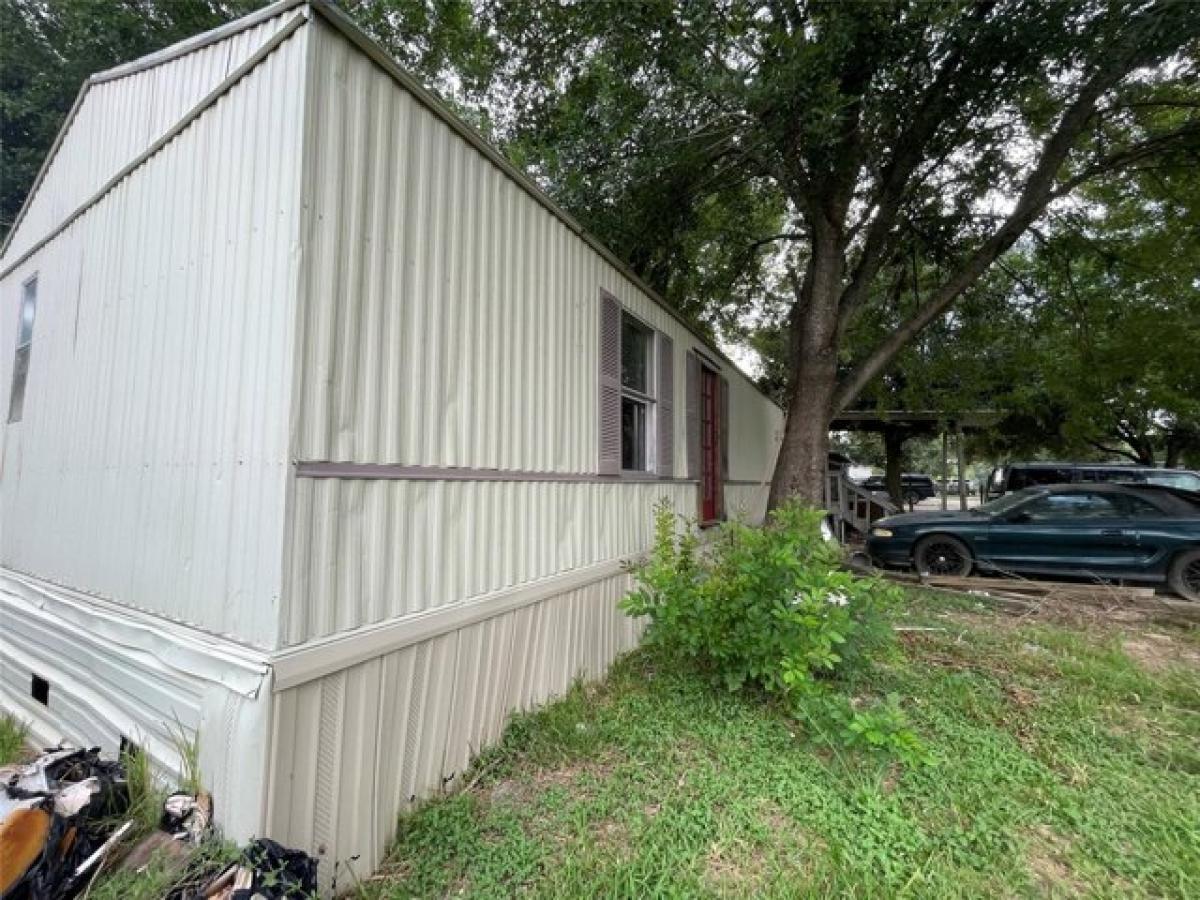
(870, 528, 894, 538)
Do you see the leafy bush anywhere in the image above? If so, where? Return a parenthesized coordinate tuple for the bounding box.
(623, 499, 927, 764)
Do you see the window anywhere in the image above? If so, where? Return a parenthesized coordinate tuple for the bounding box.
(620, 312, 655, 471)
(1024, 492, 1120, 519)
(1145, 472, 1200, 492)
(1111, 493, 1165, 518)
(8, 275, 36, 423)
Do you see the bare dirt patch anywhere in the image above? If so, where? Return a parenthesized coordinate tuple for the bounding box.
(1122, 632, 1200, 673)
(485, 756, 617, 809)
(1026, 824, 1087, 897)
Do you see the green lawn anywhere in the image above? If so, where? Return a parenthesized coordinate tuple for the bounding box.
(0, 711, 29, 765)
(366, 592, 1200, 899)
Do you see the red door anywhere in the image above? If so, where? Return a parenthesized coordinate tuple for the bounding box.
(700, 367, 720, 522)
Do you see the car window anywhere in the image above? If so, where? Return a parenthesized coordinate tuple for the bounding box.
(1110, 494, 1165, 518)
(1010, 468, 1072, 490)
(1022, 492, 1120, 519)
(1144, 472, 1200, 492)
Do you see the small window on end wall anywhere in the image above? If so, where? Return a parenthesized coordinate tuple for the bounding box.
(8, 275, 37, 424)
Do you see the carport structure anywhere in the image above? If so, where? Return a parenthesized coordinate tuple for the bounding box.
(830, 410, 1000, 510)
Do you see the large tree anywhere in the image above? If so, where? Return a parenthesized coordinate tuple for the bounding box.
(470, 0, 1200, 505)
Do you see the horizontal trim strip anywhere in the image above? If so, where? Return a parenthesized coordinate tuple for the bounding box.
(726, 479, 768, 487)
(271, 558, 632, 690)
(295, 461, 699, 484)
(0, 12, 307, 281)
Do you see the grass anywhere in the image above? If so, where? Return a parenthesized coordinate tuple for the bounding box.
(1, 711, 30, 764)
(365, 591, 1200, 899)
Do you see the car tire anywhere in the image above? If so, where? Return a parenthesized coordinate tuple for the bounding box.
(913, 534, 974, 578)
(1167, 548, 1200, 602)
(904, 490, 920, 508)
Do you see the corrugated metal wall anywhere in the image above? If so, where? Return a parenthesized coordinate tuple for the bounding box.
(0, 22, 308, 647)
(268, 570, 640, 879)
(281, 17, 783, 642)
(290, 18, 780, 478)
(0, 11, 296, 267)
(282, 478, 693, 644)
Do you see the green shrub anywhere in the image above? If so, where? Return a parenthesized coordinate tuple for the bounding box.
(623, 499, 928, 764)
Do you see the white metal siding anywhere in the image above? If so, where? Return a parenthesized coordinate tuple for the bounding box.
(0, 28, 308, 647)
(281, 19, 782, 644)
(282, 478, 692, 644)
(268, 570, 640, 882)
(291, 18, 781, 476)
(0, 12, 296, 267)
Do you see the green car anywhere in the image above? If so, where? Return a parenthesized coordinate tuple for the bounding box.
(865, 483, 1200, 601)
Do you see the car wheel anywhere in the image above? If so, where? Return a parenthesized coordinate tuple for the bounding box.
(1167, 548, 1200, 602)
(914, 534, 974, 578)
(904, 490, 920, 508)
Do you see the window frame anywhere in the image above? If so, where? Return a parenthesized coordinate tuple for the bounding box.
(618, 309, 657, 474)
(8, 274, 37, 424)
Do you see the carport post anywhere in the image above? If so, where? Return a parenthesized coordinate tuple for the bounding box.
(941, 430, 949, 510)
(956, 421, 968, 510)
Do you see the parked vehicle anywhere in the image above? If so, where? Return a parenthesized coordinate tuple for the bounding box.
(984, 462, 1200, 500)
(865, 483, 1200, 601)
(858, 473, 937, 505)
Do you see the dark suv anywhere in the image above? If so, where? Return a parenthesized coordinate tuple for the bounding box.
(985, 463, 1200, 500)
(859, 473, 937, 504)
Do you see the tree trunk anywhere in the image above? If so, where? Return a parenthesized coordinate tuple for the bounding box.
(768, 223, 843, 509)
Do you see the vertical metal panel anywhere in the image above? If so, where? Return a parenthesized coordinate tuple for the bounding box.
(0, 27, 307, 646)
(0, 13, 296, 268)
(268, 570, 640, 886)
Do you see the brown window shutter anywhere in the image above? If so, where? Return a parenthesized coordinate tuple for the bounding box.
(685, 351, 701, 479)
(598, 291, 622, 475)
(656, 332, 674, 476)
(718, 375, 730, 519)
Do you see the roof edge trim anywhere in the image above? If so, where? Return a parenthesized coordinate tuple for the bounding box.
(90, 0, 306, 85)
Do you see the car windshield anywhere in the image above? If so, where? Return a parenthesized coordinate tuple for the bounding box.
(976, 487, 1042, 515)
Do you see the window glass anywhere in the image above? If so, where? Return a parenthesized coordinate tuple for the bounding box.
(621, 396, 647, 471)
(1010, 468, 1073, 490)
(1024, 492, 1119, 519)
(621, 314, 651, 394)
(1145, 472, 1200, 492)
(8, 276, 36, 424)
(1111, 494, 1164, 517)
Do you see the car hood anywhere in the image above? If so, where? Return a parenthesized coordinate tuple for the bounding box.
(875, 510, 987, 529)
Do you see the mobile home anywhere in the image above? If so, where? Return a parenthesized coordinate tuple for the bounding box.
(0, 0, 782, 877)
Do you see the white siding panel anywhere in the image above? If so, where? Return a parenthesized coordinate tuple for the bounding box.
(292, 20, 782, 478)
(0, 30, 307, 647)
(282, 478, 691, 645)
(268, 571, 640, 884)
(0, 12, 297, 267)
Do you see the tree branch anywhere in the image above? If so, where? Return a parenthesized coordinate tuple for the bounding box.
(831, 18, 1161, 413)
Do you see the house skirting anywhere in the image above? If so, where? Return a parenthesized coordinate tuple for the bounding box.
(1, 562, 643, 887)
(263, 566, 642, 884)
(0, 566, 273, 840)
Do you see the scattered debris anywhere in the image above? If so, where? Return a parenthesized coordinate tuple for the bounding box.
(0, 746, 130, 899)
(198, 839, 319, 900)
(865, 568, 1200, 627)
(0, 746, 318, 900)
